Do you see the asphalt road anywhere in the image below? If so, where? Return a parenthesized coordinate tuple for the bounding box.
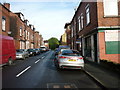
(2, 50, 101, 89)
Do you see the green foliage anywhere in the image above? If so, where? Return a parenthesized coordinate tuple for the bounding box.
(48, 37, 59, 50)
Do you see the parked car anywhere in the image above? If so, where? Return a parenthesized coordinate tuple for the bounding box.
(54, 49, 84, 70)
(27, 49, 36, 56)
(40, 46, 47, 53)
(0, 35, 16, 66)
(54, 48, 59, 55)
(16, 49, 29, 60)
(34, 48, 41, 55)
(55, 45, 70, 56)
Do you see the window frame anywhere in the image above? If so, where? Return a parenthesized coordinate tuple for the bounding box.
(85, 4, 90, 25)
(2, 16, 6, 31)
(20, 27, 22, 37)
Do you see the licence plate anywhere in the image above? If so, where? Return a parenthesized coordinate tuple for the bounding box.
(68, 59, 76, 61)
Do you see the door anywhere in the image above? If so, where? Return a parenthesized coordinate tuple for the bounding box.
(94, 34, 98, 62)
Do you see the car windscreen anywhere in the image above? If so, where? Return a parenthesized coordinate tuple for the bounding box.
(62, 50, 80, 56)
(16, 49, 23, 52)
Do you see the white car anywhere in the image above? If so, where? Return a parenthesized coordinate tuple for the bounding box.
(16, 49, 29, 60)
(54, 49, 84, 70)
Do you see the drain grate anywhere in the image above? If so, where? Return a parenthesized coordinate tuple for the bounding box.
(47, 83, 78, 89)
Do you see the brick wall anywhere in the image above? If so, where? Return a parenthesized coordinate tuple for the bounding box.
(1, 4, 10, 36)
(97, 2, 120, 26)
(78, 2, 98, 36)
(98, 32, 120, 64)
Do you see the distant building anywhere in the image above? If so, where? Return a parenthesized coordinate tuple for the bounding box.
(44, 40, 49, 48)
(60, 32, 67, 45)
(64, 23, 71, 48)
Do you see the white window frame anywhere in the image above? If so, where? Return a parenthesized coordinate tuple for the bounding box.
(81, 13, 84, 29)
(85, 4, 90, 25)
(103, 0, 118, 16)
(28, 32, 29, 40)
(72, 26, 74, 38)
(20, 27, 22, 36)
(2, 17, 6, 31)
(26, 30, 27, 39)
(78, 16, 81, 31)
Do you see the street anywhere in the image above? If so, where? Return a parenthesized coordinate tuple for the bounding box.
(2, 51, 101, 89)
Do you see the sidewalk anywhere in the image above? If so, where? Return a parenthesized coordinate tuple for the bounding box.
(84, 60, 120, 88)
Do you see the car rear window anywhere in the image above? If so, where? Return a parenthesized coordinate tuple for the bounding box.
(62, 50, 80, 56)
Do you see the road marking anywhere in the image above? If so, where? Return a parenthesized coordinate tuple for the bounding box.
(16, 66, 31, 77)
(42, 56, 45, 59)
(35, 59, 40, 64)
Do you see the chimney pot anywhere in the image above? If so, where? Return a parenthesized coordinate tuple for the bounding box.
(4, 3, 10, 10)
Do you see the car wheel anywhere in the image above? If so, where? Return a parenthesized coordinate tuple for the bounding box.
(23, 56, 25, 60)
(8, 58, 13, 65)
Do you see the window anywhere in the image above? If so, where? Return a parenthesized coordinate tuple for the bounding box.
(103, 0, 118, 16)
(28, 32, 29, 40)
(20, 27, 22, 36)
(26, 30, 27, 39)
(71, 26, 74, 38)
(78, 16, 81, 31)
(85, 4, 90, 25)
(2, 16, 6, 31)
(81, 13, 84, 29)
(74, 19, 76, 36)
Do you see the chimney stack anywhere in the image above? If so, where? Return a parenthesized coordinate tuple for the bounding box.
(4, 3, 10, 10)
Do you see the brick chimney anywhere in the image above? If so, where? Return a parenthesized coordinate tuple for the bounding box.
(4, 3, 10, 10)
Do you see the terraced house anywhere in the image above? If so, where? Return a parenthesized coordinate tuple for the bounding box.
(65, 0, 120, 64)
(0, 3, 43, 50)
(0, 3, 10, 36)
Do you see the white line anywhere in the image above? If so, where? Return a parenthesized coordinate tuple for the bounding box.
(35, 59, 40, 64)
(16, 66, 31, 77)
(42, 56, 45, 59)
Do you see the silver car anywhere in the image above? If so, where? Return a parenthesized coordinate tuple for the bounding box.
(16, 49, 29, 60)
(54, 49, 84, 70)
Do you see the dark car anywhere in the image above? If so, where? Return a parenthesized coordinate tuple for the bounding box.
(34, 48, 41, 55)
(27, 49, 36, 56)
(55, 45, 70, 56)
(55, 48, 59, 56)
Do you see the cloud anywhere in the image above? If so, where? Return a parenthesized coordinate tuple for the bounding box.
(10, 2, 79, 40)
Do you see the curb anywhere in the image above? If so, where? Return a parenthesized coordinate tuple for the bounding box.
(83, 70, 108, 90)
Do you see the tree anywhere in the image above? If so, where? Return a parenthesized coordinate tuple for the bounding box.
(48, 37, 59, 50)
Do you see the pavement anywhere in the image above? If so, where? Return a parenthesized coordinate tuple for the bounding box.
(84, 60, 120, 89)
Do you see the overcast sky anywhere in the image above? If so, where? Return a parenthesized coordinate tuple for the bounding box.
(1, 0, 81, 40)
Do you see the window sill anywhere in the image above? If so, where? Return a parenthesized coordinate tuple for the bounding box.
(104, 15, 120, 18)
(86, 22, 91, 27)
(2, 30, 6, 32)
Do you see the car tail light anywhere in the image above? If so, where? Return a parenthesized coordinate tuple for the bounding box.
(79, 57, 83, 59)
(59, 56, 67, 58)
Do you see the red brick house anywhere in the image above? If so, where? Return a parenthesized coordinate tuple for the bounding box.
(1, 3, 43, 50)
(68, 0, 120, 64)
(64, 23, 71, 48)
(0, 3, 10, 36)
(34, 31, 41, 48)
(10, 12, 26, 49)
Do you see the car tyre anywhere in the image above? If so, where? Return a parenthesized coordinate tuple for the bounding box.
(23, 56, 25, 60)
(8, 58, 13, 65)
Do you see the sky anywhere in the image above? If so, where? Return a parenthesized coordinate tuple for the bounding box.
(1, 0, 81, 40)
